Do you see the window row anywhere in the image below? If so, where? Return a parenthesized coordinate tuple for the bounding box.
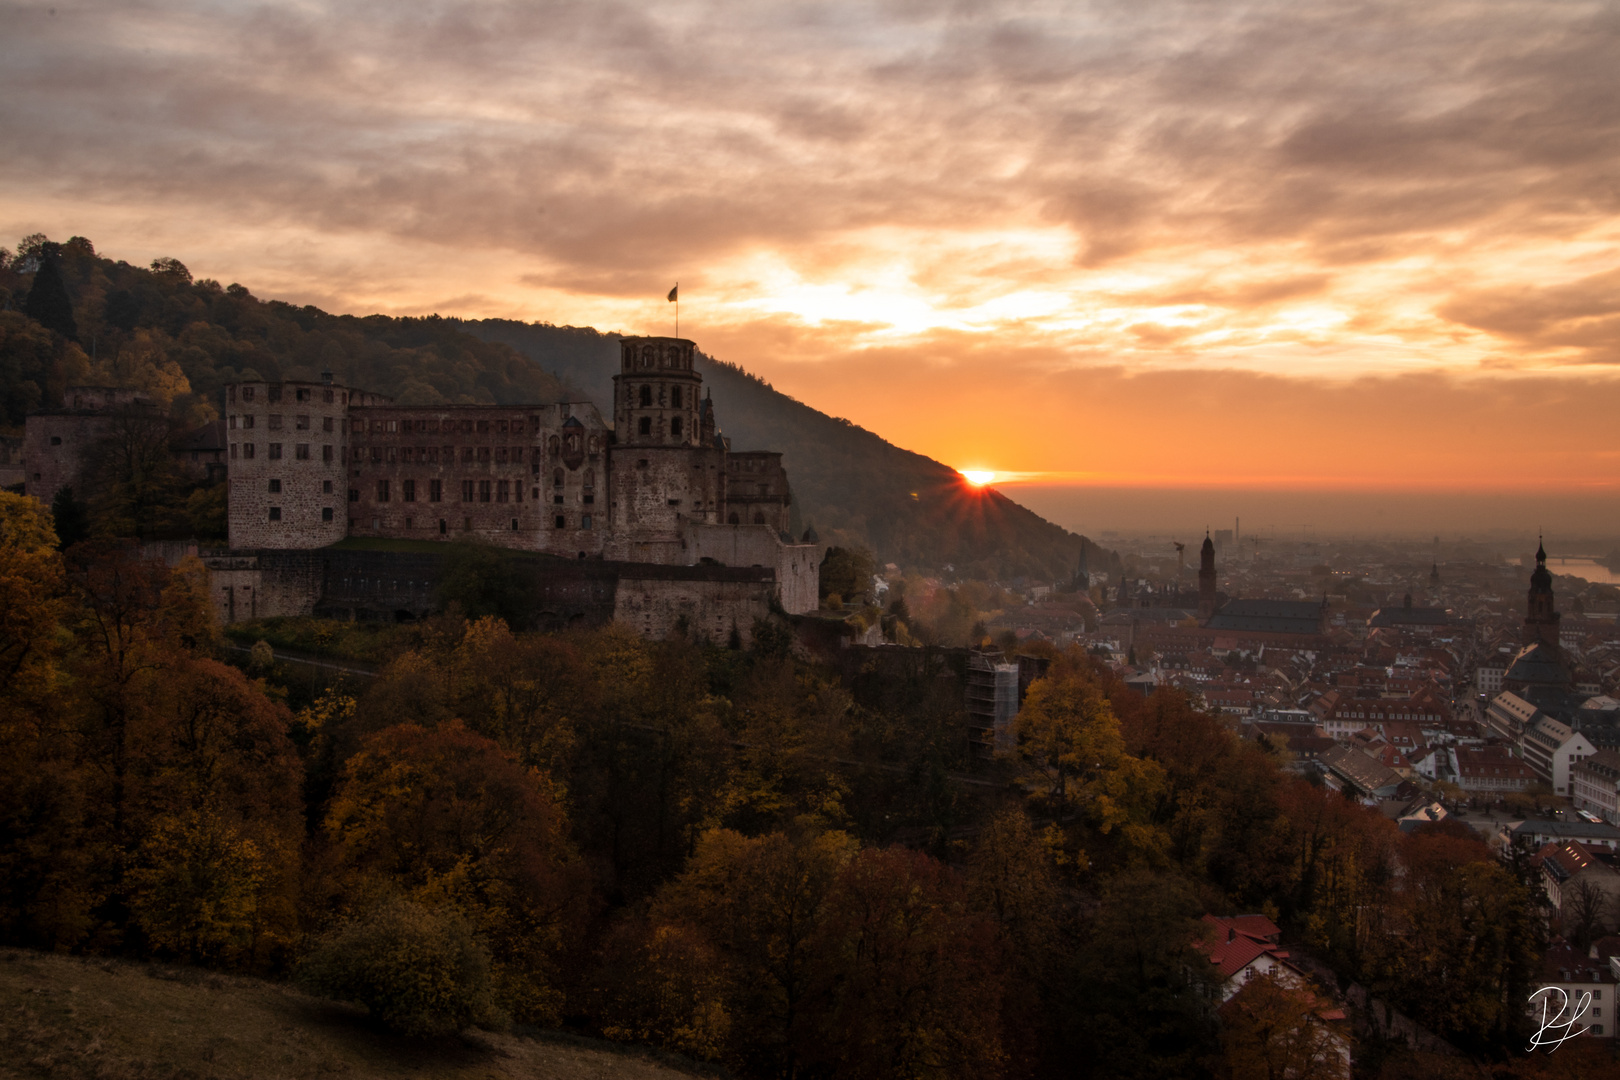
(355, 479, 529, 504)
(231, 443, 336, 461)
(357, 416, 537, 435)
(355, 445, 533, 464)
(232, 386, 339, 404)
(265, 479, 336, 495)
(635, 384, 686, 408)
(229, 414, 337, 432)
(636, 415, 685, 437)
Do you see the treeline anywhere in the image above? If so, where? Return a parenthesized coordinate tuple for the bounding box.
(0, 490, 1551, 1076)
(0, 234, 563, 434)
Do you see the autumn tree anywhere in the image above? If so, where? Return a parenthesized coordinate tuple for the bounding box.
(1219, 973, 1349, 1080)
(321, 720, 585, 1022)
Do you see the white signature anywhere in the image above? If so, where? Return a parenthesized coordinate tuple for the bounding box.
(1527, 987, 1593, 1052)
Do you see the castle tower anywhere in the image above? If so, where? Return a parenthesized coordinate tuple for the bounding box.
(605, 336, 727, 560)
(1526, 537, 1561, 648)
(1197, 531, 1217, 620)
(225, 376, 361, 549)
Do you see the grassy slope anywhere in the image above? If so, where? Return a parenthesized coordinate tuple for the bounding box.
(0, 948, 701, 1080)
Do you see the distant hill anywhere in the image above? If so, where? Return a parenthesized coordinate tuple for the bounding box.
(466, 319, 1111, 582)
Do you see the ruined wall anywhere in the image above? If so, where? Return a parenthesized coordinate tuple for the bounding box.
(613, 564, 777, 645)
(21, 412, 109, 506)
(723, 451, 791, 531)
(345, 402, 611, 555)
(682, 521, 820, 615)
(226, 380, 355, 549)
(204, 551, 327, 625)
(604, 443, 726, 562)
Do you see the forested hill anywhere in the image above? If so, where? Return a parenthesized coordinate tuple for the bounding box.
(0, 234, 1102, 580)
(467, 318, 1108, 582)
(0, 235, 565, 433)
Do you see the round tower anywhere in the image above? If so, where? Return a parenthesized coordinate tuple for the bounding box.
(613, 337, 702, 447)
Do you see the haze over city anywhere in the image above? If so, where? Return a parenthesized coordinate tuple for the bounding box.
(5, 0, 1620, 529)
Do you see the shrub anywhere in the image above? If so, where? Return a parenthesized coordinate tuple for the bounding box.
(296, 898, 506, 1037)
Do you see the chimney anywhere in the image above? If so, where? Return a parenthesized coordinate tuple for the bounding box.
(1228, 927, 1235, 943)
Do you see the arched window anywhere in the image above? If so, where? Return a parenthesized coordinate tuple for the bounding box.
(671, 416, 683, 438)
(584, 468, 595, 491)
(639, 416, 652, 436)
(639, 385, 652, 407)
(670, 387, 682, 408)
(553, 468, 564, 488)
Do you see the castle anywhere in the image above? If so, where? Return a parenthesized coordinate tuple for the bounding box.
(25, 336, 821, 640)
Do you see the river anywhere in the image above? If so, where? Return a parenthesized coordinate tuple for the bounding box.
(1545, 557, 1620, 586)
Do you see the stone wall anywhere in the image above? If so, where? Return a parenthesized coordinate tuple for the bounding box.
(226, 380, 356, 549)
(613, 563, 778, 646)
(683, 520, 821, 615)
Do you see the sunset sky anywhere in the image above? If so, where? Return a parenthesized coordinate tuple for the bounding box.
(5, 1, 1619, 533)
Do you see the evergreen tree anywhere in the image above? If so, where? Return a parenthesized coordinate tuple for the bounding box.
(23, 248, 77, 341)
(50, 486, 90, 548)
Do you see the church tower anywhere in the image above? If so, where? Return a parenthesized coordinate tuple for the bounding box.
(1198, 531, 1218, 620)
(1525, 537, 1561, 648)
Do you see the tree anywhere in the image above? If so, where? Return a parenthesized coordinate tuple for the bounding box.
(321, 720, 585, 1023)
(820, 546, 876, 605)
(1219, 973, 1349, 1080)
(24, 246, 77, 340)
(51, 486, 91, 548)
(297, 897, 505, 1037)
(805, 846, 1005, 1080)
(1562, 878, 1615, 951)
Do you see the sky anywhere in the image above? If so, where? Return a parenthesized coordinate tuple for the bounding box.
(4, 1, 1619, 534)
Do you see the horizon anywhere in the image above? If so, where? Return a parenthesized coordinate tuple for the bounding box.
(6, 1, 1620, 530)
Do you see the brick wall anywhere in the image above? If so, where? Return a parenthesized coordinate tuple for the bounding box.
(613, 564, 778, 645)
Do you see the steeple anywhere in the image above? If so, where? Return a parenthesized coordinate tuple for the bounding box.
(1198, 528, 1218, 621)
(1526, 533, 1560, 648)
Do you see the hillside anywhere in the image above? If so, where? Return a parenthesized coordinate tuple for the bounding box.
(468, 319, 1112, 582)
(0, 947, 701, 1080)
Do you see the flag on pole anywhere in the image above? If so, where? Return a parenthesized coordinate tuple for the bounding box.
(667, 285, 678, 302)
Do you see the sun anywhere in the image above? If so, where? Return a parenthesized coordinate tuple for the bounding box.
(961, 470, 995, 486)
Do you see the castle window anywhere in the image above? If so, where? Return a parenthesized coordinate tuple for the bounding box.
(478, 447, 490, 462)
(511, 518, 519, 530)
(229, 416, 237, 430)
(671, 387, 682, 408)
(728, 513, 739, 524)
(243, 443, 255, 459)
(403, 480, 416, 502)
(49, 435, 62, 446)
(640, 385, 652, 407)
(555, 515, 566, 529)
(669, 499, 682, 507)
(268, 478, 281, 493)
(242, 414, 254, 429)
(370, 447, 382, 463)
(268, 386, 281, 403)
(495, 447, 507, 464)
(463, 517, 472, 531)
(496, 480, 509, 503)
(323, 480, 333, 494)
(588, 435, 599, 454)
(269, 443, 283, 460)
(296, 414, 310, 430)
(479, 480, 492, 502)
(376, 480, 390, 502)
(462, 447, 474, 463)
(639, 416, 652, 436)
(322, 507, 333, 522)
(323, 445, 333, 462)
(230, 444, 237, 459)
(323, 417, 334, 432)
(498, 420, 508, 434)
(440, 519, 447, 535)
(229, 387, 237, 403)
(554, 494, 563, 505)
(477, 420, 489, 434)
(442, 445, 453, 460)
(462, 480, 474, 502)
(296, 388, 310, 402)
(461, 420, 473, 433)
(513, 447, 524, 463)
(268, 507, 281, 521)
(296, 444, 310, 460)
(532, 487, 539, 499)
(268, 414, 282, 430)
(584, 468, 594, 490)
(429, 480, 442, 502)
(582, 514, 592, 530)
(242, 387, 255, 401)
(386, 447, 397, 463)
(324, 389, 334, 404)
(548, 435, 560, 459)
(671, 417, 683, 438)
(753, 512, 765, 524)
